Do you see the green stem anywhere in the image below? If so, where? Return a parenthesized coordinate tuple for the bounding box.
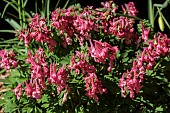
(154, 58, 163, 71)
(148, 0, 154, 28)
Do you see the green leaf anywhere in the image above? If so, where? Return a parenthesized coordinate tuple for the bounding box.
(0, 99, 6, 106)
(41, 103, 49, 108)
(70, 79, 79, 84)
(0, 78, 12, 85)
(41, 94, 48, 103)
(4, 102, 18, 113)
(4, 90, 14, 98)
(10, 69, 20, 76)
(4, 17, 21, 30)
(122, 57, 129, 63)
(22, 107, 33, 113)
(155, 106, 163, 112)
(23, 0, 28, 7)
(17, 54, 27, 60)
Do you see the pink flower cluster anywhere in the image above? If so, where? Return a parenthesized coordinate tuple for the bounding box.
(25, 78, 42, 99)
(95, 1, 139, 44)
(24, 48, 48, 99)
(68, 51, 106, 102)
(119, 32, 170, 98)
(0, 50, 18, 70)
(51, 6, 97, 46)
(51, 7, 75, 47)
(13, 48, 70, 100)
(18, 14, 57, 51)
(49, 63, 69, 94)
(109, 16, 137, 44)
(51, 1, 139, 47)
(84, 73, 107, 102)
(88, 40, 118, 72)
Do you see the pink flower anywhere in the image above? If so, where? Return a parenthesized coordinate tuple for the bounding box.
(32, 79, 42, 99)
(25, 80, 33, 97)
(25, 79, 42, 99)
(118, 60, 143, 99)
(68, 51, 95, 75)
(141, 22, 150, 42)
(13, 83, 22, 100)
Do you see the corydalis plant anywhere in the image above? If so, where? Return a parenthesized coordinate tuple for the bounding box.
(1, 1, 169, 111)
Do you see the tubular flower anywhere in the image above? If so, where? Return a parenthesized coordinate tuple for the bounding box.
(141, 22, 150, 42)
(49, 63, 69, 94)
(68, 51, 95, 75)
(13, 83, 22, 100)
(25, 79, 42, 99)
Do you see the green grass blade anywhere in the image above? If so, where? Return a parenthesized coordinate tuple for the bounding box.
(0, 30, 15, 33)
(0, 37, 18, 42)
(23, 0, 28, 7)
(21, 0, 26, 28)
(2, 0, 18, 12)
(1, 2, 10, 18)
(6, 12, 20, 20)
(63, 0, 70, 9)
(0, 41, 19, 44)
(35, 0, 38, 13)
(55, 0, 60, 9)
(18, 0, 22, 28)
